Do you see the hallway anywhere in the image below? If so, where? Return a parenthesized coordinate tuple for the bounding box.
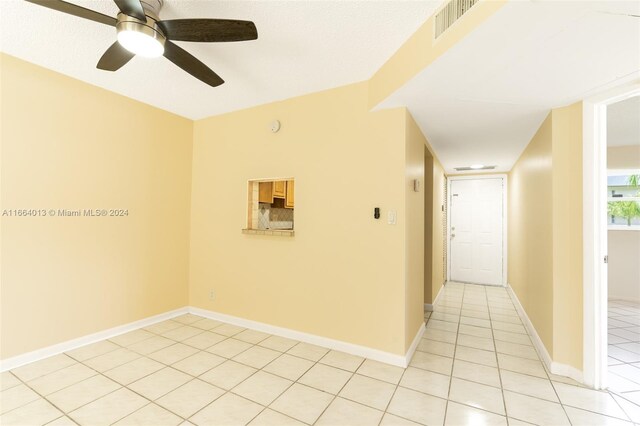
(421, 283, 640, 425)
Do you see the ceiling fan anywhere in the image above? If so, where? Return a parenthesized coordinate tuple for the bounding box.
(24, 0, 258, 87)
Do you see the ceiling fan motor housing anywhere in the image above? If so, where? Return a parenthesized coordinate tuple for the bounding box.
(116, 0, 166, 53)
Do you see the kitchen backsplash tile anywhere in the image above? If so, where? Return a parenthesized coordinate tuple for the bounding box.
(257, 202, 293, 230)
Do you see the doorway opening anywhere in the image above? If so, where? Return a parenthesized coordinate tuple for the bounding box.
(583, 82, 640, 390)
(447, 175, 507, 287)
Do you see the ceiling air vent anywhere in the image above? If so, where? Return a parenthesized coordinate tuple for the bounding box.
(454, 165, 496, 171)
(434, 0, 479, 39)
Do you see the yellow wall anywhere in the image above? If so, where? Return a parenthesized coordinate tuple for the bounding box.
(551, 103, 583, 369)
(0, 54, 193, 359)
(509, 114, 555, 352)
(608, 146, 640, 169)
(509, 103, 584, 371)
(424, 153, 434, 303)
(189, 82, 423, 355)
(431, 159, 447, 302)
(405, 113, 425, 347)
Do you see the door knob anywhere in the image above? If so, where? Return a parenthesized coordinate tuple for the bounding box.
(451, 234, 455, 238)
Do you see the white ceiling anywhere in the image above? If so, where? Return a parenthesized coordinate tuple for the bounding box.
(608, 96, 640, 147)
(378, 0, 640, 174)
(0, 0, 440, 120)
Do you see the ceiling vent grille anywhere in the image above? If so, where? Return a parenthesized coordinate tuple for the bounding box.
(434, 0, 479, 38)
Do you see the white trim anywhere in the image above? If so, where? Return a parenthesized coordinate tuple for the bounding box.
(608, 226, 640, 231)
(404, 322, 426, 366)
(447, 174, 508, 286)
(423, 286, 445, 312)
(507, 285, 584, 384)
(583, 82, 640, 389)
(432, 282, 445, 308)
(507, 285, 552, 368)
(550, 363, 584, 384)
(189, 307, 417, 368)
(1, 305, 425, 373)
(0, 307, 189, 372)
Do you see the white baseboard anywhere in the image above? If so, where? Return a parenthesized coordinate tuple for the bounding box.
(0, 307, 189, 372)
(404, 322, 425, 366)
(507, 285, 585, 384)
(1, 305, 422, 372)
(432, 284, 445, 308)
(189, 306, 414, 368)
(424, 303, 433, 312)
(506, 284, 553, 368)
(550, 361, 584, 384)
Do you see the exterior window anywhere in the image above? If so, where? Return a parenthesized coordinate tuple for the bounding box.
(608, 173, 640, 229)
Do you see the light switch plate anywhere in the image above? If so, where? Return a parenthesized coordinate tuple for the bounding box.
(388, 210, 397, 225)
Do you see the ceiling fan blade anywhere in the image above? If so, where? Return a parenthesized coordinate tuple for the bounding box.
(158, 19, 258, 42)
(97, 42, 135, 71)
(113, 0, 146, 22)
(163, 41, 224, 87)
(24, 0, 116, 26)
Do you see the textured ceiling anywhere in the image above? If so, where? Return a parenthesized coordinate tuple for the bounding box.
(379, 0, 640, 174)
(0, 0, 439, 119)
(608, 96, 640, 147)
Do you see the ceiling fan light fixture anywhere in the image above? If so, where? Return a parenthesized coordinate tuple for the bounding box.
(117, 29, 164, 57)
(116, 13, 166, 58)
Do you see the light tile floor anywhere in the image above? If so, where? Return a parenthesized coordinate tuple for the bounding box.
(2, 283, 640, 425)
(608, 299, 640, 402)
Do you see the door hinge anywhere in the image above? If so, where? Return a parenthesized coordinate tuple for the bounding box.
(604, 255, 608, 264)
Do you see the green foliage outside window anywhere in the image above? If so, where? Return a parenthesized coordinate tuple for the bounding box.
(608, 201, 640, 226)
(608, 174, 640, 226)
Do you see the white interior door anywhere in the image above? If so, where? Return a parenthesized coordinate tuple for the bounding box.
(450, 178, 504, 286)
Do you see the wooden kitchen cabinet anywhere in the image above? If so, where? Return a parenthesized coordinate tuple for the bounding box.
(285, 180, 294, 208)
(259, 182, 273, 203)
(273, 180, 286, 198)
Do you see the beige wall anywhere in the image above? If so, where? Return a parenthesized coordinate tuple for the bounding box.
(405, 114, 425, 347)
(608, 146, 640, 169)
(608, 231, 640, 302)
(509, 103, 584, 371)
(509, 113, 555, 352)
(424, 153, 434, 304)
(189, 82, 424, 355)
(551, 103, 584, 369)
(431, 159, 447, 302)
(0, 54, 193, 359)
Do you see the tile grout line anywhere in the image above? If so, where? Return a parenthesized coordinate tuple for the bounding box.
(442, 282, 465, 426)
(185, 339, 315, 424)
(484, 285, 510, 424)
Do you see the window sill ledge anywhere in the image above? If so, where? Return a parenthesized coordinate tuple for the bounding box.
(242, 229, 295, 237)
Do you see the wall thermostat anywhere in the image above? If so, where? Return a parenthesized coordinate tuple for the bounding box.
(270, 120, 281, 133)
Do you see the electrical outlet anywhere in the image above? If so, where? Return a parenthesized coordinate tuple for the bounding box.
(209, 290, 215, 301)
